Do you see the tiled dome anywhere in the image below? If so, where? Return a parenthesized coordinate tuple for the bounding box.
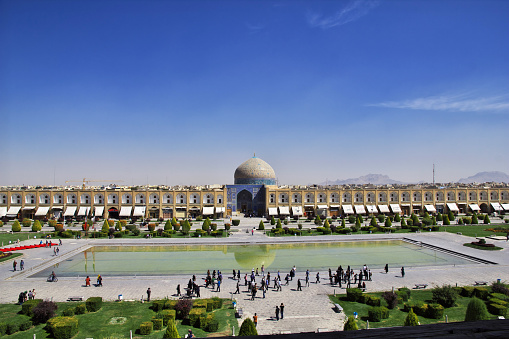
(234, 156, 276, 185)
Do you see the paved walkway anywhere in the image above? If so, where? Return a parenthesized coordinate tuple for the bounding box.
(1, 217, 508, 335)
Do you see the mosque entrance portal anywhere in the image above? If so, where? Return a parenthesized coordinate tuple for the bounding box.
(237, 190, 253, 214)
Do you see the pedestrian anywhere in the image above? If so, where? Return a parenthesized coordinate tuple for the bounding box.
(32, 289, 36, 299)
(85, 276, 90, 287)
(28, 290, 33, 300)
(20, 260, 24, 270)
(385, 264, 389, 274)
(53, 247, 56, 256)
(177, 284, 181, 296)
(196, 285, 200, 297)
(147, 288, 151, 302)
(275, 305, 280, 321)
(59, 239, 62, 246)
(13, 260, 17, 271)
(306, 275, 310, 287)
(217, 279, 221, 292)
(316, 272, 320, 283)
(56, 247, 59, 255)
(253, 313, 258, 327)
(97, 274, 103, 286)
(401, 266, 405, 278)
(297, 279, 302, 291)
(251, 228, 254, 236)
(235, 281, 240, 294)
(280, 303, 285, 319)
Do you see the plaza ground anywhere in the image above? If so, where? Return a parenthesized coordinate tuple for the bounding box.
(1, 217, 508, 336)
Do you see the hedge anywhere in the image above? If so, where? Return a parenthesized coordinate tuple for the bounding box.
(48, 316, 79, 339)
(211, 297, 223, 309)
(487, 303, 507, 316)
(75, 303, 86, 315)
(189, 308, 206, 327)
(0, 323, 6, 336)
(140, 321, 153, 335)
(232, 219, 240, 226)
(151, 318, 163, 330)
(425, 303, 444, 319)
(21, 299, 42, 316)
(158, 310, 176, 325)
(86, 297, 103, 312)
(346, 288, 363, 302)
(164, 300, 178, 310)
(473, 287, 490, 300)
(368, 306, 389, 322)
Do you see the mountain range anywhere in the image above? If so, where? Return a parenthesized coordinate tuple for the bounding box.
(319, 171, 509, 185)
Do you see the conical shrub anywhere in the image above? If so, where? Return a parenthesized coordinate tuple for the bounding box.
(465, 297, 489, 321)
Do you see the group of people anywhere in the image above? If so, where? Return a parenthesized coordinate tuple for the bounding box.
(17, 289, 36, 304)
(83, 274, 102, 287)
(12, 259, 24, 271)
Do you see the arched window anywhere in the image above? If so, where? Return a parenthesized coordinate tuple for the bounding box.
(354, 193, 363, 203)
(401, 192, 410, 202)
(292, 193, 302, 203)
(149, 193, 159, 204)
(25, 194, 36, 204)
(412, 192, 421, 202)
(217, 195, 223, 204)
(435, 192, 444, 201)
(39, 194, 50, 204)
(366, 192, 375, 202)
(67, 194, 77, 204)
(135, 194, 146, 204)
(0, 194, 7, 204)
(80, 194, 90, 204)
(305, 193, 314, 203)
(54, 194, 63, 204)
(163, 194, 173, 204)
(378, 192, 387, 202)
(490, 191, 498, 200)
(390, 192, 398, 202)
(11, 194, 22, 204)
(469, 191, 477, 201)
(446, 192, 454, 201)
(107, 194, 118, 204)
(342, 192, 351, 203)
(458, 191, 466, 201)
(279, 193, 288, 203)
(317, 193, 326, 203)
(269, 194, 275, 203)
(479, 191, 487, 200)
(424, 192, 433, 202)
(330, 193, 339, 203)
(94, 194, 103, 204)
(176, 194, 186, 204)
(122, 194, 132, 204)
(501, 191, 508, 200)
(203, 194, 213, 204)
(190, 194, 199, 204)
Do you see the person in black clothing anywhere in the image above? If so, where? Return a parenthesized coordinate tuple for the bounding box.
(146, 288, 151, 302)
(297, 279, 302, 291)
(176, 284, 181, 296)
(280, 303, 285, 319)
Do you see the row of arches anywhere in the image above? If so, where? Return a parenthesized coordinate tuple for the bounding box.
(268, 191, 509, 204)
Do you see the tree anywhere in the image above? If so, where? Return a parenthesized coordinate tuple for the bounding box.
(357, 215, 364, 223)
(432, 216, 437, 225)
(239, 318, 258, 336)
(385, 218, 392, 227)
(377, 214, 385, 223)
(370, 217, 378, 227)
(258, 220, 265, 230)
(484, 215, 490, 224)
(471, 214, 478, 224)
(162, 318, 180, 338)
(436, 213, 443, 221)
(276, 219, 282, 229)
(400, 218, 406, 227)
(270, 216, 276, 225)
(171, 217, 177, 226)
(12, 220, 21, 232)
(202, 219, 210, 231)
(315, 215, 322, 225)
(32, 220, 42, 232)
(448, 210, 455, 222)
(164, 220, 172, 230)
(324, 219, 330, 229)
(115, 221, 122, 232)
(432, 285, 458, 308)
(465, 297, 489, 321)
(443, 215, 450, 226)
(343, 316, 358, 331)
(102, 220, 110, 232)
(341, 218, 346, 227)
(355, 220, 361, 228)
(404, 308, 419, 326)
(394, 214, 401, 222)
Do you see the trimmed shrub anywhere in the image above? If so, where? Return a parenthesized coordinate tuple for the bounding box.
(174, 299, 193, 319)
(32, 300, 58, 324)
(365, 295, 381, 307)
(63, 307, 75, 316)
(491, 293, 509, 302)
(151, 318, 163, 330)
(487, 303, 507, 317)
(232, 219, 240, 226)
(48, 316, 79, 339)
(343, 316, 358, 331)
(6, 323, 19, 335)
(74, 303, 86, 315)
(465, 297, 490, 321)
(22, 218, 31, 227)
(21, 299, 42, 316)
(205, 315, 219, 332)
(491, 281, 509, 296)
(206, 301, 214, 312)
(239, 318, 258, 336)
(443, 215, 450, 225)
(425, 303, 444, 319)
(346, 288, 363, 302)
(432, 285, 458, 308)
(189, 308, 206, 327)
(472, 214, 479, 224)
(404, 308, 419, 326)
(461, 286, 474, 297)
(398, 287, 411, 302)
(211, 297, 222, 309)
(368, 306, 389, 322)
(159, 310, 176, 325)
(32, 220, 42, 232)
(382, 291, 399, 309)
(270, 216, 276, 225)
(162, 318, 180, 338)
(12, 220, 21, 232)
(276, 219, 282, 228)
(85, 297, 103, 312)
(19, 319, 32, 331)
(152, 300, 166, 312)
(258, 220, 265, 230)
(484, 215, 490, 224)
(140, 321, 153, 335)
(473, 287, 490, 300)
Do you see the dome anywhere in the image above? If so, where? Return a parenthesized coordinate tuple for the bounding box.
(234, 156, 276, 185)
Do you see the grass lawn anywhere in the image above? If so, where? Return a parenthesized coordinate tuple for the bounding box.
(0, 299, 239, 338)
(329, 289, 499, 330)
(463, 243, 503, 251)
(439, 225, 501, 237)
(0, 252, 22, 263)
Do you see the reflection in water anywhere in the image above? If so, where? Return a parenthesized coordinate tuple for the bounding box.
(232, 245, 276, 269)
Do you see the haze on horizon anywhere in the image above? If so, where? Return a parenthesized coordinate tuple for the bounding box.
(1, 0, 508, 187)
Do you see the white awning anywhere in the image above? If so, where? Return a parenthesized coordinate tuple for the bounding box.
(366, 205, 378, 213)
(342, 205, 354, 214)
(23, 206, 36, 210)
(77, 207, 89, 216)
(292, 206, 303, 216)
(268, 207, 278, 216)
(491, 202, 502, 211)
(0, 207, 7, 217)
(133, 206, 146, 217)
(424, 204, 436, 213)
(64, 206, 77, 217)
(353, 205, 366, 214)
(6, 206, 21, 216)
(304, 204, 315, 207)
(317, 205, 328, 210)
(469, 204, 480, 211)
(447, 203, 459, 212)
(35, 206, 50, 216)
(119, 206, 132, 217)
(329, 205, 340, 208)
(203, 207, 214, 215)
(279, 206, 290, 215)
(501, 203, 509, 211)
(215, 207, 225, 213)
(378, 205, 390, 213)
(52, 206, 64, 210)
(94, 206, 104, 217)
(390, 204, 402, 213)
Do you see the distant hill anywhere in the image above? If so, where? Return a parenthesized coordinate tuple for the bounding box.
(458, 171, 509, 184)
(321, 174, 404, 185)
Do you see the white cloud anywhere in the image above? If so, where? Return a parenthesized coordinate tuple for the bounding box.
(308, 0, 379, 29)
(369, 93, 509, 113)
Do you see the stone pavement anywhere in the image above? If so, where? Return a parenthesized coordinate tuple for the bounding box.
(1, 217, 508, 335)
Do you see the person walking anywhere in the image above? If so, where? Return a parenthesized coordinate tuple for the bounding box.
(196, 285, 200, 297)
(234, 281, 240, 294)
(147, 288, 151, 302)
(177, 284, 181, 296)
(253, 313, 258, 327)
(20, 260, 24, 270)
(401, 266, 405, 277)
(217, 279, 221, 292)
(280, 303, 285, 319)
(297, 279, 302, 291)
(275, 305, 280, 321)
(97, 275, 103, 286)
(85, 276, 91, 287)
(13, 260, 17, 271)
(316, 272, 320, 283)
(385, 264, 389, 274)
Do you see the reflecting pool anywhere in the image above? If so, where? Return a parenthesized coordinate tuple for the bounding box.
(32, 240, 476, 277)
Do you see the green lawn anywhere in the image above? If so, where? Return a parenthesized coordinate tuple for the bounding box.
(439, 225, 501, 237)
(329, 289, 498, 330)
(0, 299, 238, 338)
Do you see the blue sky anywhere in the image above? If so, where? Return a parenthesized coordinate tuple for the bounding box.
(1, 0, 508, 186)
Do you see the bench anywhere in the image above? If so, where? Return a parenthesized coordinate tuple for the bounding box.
(235, 308, 244, 318)
(67, 296, 84, 301)
(474, 281, 488, 286)
(414, 284, 428, 289)
(334, 303, 343, 313)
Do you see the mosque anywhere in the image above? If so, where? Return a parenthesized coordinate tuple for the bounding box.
(0, 156, 508, 221)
